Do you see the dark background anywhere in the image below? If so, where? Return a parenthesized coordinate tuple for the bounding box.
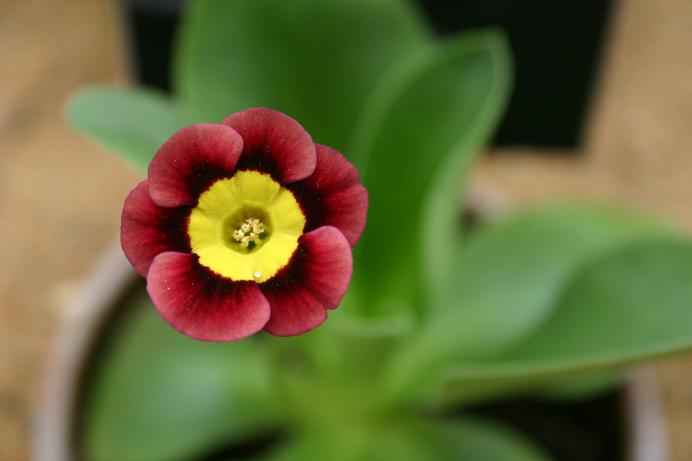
(121, 0, 615, 149)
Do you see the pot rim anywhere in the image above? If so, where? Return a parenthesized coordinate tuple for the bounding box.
(31, 242, 671, 461)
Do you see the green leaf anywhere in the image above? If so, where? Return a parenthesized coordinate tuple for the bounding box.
(175, 0, 431, 150)
(263, 418, 550, 461)
(439, 237, 692, 403)
(351, 30, 512, 313)
(67, 86, 186, 173)
(419, 419, 551, 461)
(381, 204, 672, 404)
(82, 292, 281, 461)
(429, 204, 670, 358)
(537, 370, 624, 402)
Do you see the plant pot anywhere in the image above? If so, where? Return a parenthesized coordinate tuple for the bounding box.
(32, 242, 671, 461)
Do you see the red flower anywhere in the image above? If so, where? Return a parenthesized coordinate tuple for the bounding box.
(121, 108, 368, 341)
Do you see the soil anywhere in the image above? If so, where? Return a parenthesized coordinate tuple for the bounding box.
(467, 393, 625, 461)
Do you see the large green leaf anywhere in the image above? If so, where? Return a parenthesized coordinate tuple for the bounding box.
(67, 86, 186, 173)
(427, 204, 669, 359)
(351, 30, 511, 313)
(82, 292, 281, 461)
(175, 0, 431, 150)
(438, 238, 692, 403)
(263, 418, 549, 461)
(380, 204, 671, 404)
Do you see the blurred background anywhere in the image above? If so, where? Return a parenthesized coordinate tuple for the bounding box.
(2, 0, 692, 459)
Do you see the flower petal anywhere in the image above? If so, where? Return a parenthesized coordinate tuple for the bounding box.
(147, 252, 271, 342)
(223, 108, 316, 184)
(290, 145, 368, 246)
(148, 124, 244, 207)
(121, 180, 190, 276)
(261, 226, 352, 336)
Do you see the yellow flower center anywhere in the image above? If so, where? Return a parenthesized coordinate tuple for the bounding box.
(187, 170, 305, 282)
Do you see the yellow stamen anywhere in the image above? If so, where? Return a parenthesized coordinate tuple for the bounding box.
(232, 217, 267, 248)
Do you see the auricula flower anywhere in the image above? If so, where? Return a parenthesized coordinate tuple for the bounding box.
(121, 108, 368, 341)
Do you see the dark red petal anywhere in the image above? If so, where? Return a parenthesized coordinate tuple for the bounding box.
(120, 180, 190, 276)
(148, 124, 244, 207)
(223, 108, 316, 184)
(261, 288, 328, 337)
(147, 252, 271, 342)
(289, 145, 368, 246)
(261, 226, 352, 336)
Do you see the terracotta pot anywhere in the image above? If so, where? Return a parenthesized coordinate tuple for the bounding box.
(31, 243, 671, 461)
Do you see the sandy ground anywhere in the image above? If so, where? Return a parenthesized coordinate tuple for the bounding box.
(0, 0, 137, 459)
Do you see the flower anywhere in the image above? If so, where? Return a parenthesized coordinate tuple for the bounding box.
(120, 108, 368, 341)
